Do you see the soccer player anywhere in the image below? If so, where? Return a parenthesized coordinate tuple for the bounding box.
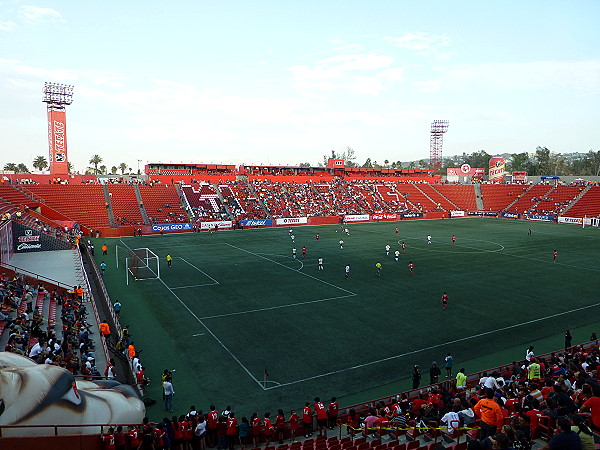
(339, 239, 344, 249)
(441, 292, 449, 309)
(408, 261, 414, 275)
(315, 233, 320, 241)
(292, 247, 297, 259)
(452, 235, 456, 245)
(302, 246, 307, 259)
(318, 257, 324, 270)
(401, 242, 406, 253)
(291, 234, 295, 243)
(385, 244, 390, 256)
(102, 244, 108, 255)
(344, 227, 350, 235)
(375, 261, 382, 276)
(345, 264, 350, 279)
(289, 227, 293, 234)
(427, 235, 432, 244)
(166, 254, 172, 267)
(394, 250, 400, 261)
(100, 261, 107, 276)
(395, 227, 399, 236)
(553, 250, 557, 262)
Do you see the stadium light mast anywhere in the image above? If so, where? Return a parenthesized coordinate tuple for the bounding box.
(429, 120, 449, 174)
(43, 82, 74, 175)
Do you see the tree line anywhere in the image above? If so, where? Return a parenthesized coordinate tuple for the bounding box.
(314, 146, 600, 176)
(2, 155, 134, 176)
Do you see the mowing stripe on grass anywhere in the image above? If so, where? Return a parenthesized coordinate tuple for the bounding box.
(263, 301, 600, 390)
(225, 243, 357, 296)
(118, 238, 266, 390)
(199, 293, 356, 320)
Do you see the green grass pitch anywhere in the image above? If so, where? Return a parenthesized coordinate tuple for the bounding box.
(93, 219, 600, 418)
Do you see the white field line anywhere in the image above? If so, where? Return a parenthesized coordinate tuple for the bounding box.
(264, 302, 600, 390)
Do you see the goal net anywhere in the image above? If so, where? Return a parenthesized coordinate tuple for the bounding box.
(127, 248, 160, 281)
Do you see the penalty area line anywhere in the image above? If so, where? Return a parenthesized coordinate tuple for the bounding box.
(264, 301, 600, 390)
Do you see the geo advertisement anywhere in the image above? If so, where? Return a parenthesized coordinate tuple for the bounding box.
(151, 223, 193, 232)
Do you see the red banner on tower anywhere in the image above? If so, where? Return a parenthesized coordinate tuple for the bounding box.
(48, 109, 69, 174)
(488, 157, 505, 182)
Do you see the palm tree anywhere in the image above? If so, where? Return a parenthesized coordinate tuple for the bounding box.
(16, 163, 30, 173)
(33, 156, 49, 173)
(3, 163, 17, 172)
(119, 163, 128, 175)
(99, 165, 107, 175)
(89, 155, 103, 174)
(111, 166, 118, 174)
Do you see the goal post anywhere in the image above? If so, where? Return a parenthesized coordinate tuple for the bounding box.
(126, 248, 160, 282)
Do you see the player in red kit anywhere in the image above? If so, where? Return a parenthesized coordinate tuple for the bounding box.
(263, 412, 274, 448)
(302, 246, 307, 259)
(441, 292, 449, 309)
(553, 250, 557, 262)
(408, 261, 414, 275)
(316, 233, 320, 241)
(314, 397, 328, 437)
(128, 425, 140, 449)
(452, 235, 456, 245)
(395, 227, 399, 236)
(207, 405, 219, 448)
(275, 409, 286, 444)
(102, 427, 116, 450)
(401, 242, 406, 253)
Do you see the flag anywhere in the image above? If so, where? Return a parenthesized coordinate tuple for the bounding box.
(264, 368, 269, 377)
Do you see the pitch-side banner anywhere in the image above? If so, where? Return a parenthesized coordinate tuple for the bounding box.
(48, 109, 69, 174)
(525, 214, 554, 222)
(200, 221, 233, 230)
(488, 157, 505, 182)
(151, 223, 193, 232)
(239, 219, 273, 226)
(450, 211, 465, 217)
(370, 213, 399, 220)
(558, 217, 583, 225)
(344, 214, 370, 222)
(275, 217, 308, 225)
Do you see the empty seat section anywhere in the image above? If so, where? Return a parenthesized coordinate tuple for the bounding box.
(418, 184, 456, 210)
(433, 184, 477, 210)
(108, 185, 144, 226)
(28, 185, 110, 228)
(139, 185, 187, 224)
(395, 184, 438, 212)
(566, 186, 600, 217)
(0, 185, 38, 208)
(505, 184, 553, 213)
(479, 184, 528, 211)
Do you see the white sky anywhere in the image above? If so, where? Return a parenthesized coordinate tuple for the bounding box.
(1, 0, 599, 172)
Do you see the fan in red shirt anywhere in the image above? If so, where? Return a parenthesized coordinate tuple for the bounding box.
(314, 397, 328, 437)
(302, 402, 313, 438)
(250, 412, 262, 448)
(171, 417, 182, 449)
(207, 405, 219, 448)
(127, 425, 140, 449)
(227, 413, 238, 450)
(289, 410, 300, 441)
(101, 427, 115, 450)
(374, 415, 390, 440)
(275, 409, 286, 444)
(263, 412, 275, 448)
(328, 397, 339, 430)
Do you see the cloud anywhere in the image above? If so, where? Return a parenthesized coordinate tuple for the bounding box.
(18, 5, 62, 24)
(387, 32, 451, 51)
(287, 53, 404, 95)
(0, 20, 16, 31)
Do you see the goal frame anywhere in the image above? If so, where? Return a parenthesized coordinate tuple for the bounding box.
(123, 247, 160, 285)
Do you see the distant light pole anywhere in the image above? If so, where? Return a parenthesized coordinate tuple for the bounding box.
(137, 159, 142, 175)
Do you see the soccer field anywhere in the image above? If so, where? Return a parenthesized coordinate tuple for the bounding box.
(94, 218, 600, 418)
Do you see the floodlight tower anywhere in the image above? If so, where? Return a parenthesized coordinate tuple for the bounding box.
(43, 82, 74, 174)
(429, 120, 449, 173)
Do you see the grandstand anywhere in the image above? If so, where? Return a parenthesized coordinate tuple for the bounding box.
(0, 173, 600, 450)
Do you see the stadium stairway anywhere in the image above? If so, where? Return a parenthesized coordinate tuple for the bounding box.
(474, 184, 483, 210)
(561, 184, 592, 215)
(133, 184, 150, 225)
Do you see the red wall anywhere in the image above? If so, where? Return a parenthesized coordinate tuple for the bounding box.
(0, 434, 102, 450)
